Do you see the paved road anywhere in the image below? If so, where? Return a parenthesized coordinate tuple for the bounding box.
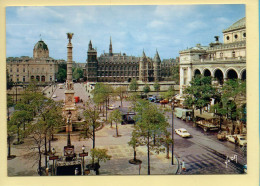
(164, 111, 246, 175)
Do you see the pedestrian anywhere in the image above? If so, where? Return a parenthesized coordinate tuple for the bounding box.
(75, 167, 79, 175)
(182, 160, 186, 172)
(45, 167, 49, 176)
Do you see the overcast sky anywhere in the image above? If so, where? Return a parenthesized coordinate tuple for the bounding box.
(6, 5, 245, 62)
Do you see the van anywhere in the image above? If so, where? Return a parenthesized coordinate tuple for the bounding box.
(174, 108, 192, 121)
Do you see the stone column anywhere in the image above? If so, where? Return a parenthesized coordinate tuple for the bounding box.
(179, 67, 184, 95)
(67, 33, 73, 87)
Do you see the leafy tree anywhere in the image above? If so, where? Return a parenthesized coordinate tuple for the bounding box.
(6, 70, 13, 90)
(143, 84, 150, 98)
(82, 101, 102, 149)
(92, 83, 114, 119)
(133, 100, 170, 175)
(7, 95, 13, 121)
(129, 79, 139, 92)
(56, 63, 67, 82)
(26, 119, 46, 176)
(212, 79, 246, 133)
(89, 148, 111, 175)
(111, 109, 122, 137)
(114, 86, 127, 107)
(128, 92, 140, 117)
(10, 110, 31, 144)
(7, 120, 16, 159)
(171, 64, 180, 84)
(153, 80, 160, 94)
(161, 86, 175, 100)
(128, 130, 141, 163)
(184, 75, 216, 114)
(72, 67, 83, 81)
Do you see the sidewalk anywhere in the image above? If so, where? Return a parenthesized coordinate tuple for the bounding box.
(7, 123, 179, 176)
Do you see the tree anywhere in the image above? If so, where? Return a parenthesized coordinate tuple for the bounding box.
(161, 86, 175, 100)
(133, 100, 170, 175)
(82, 100, 102, 149)
(6, 70, 13, 90)
(7, 120, 16, 159)
(26, 119, 46, 176)
(114, 86, 127, 107)
(171, 64, 180, 84)
(7, 95, 13, 121)
(128, 130, 141, 164)
(89, 148, 111, 175)
(184, 75, 216, 114)
(212, 79, 246, 133)
(91, 82, 112, 118)
(153, 80, 160, 95)
(10, 110, 31, 144)
(72, 67, 83, 81)
(129, 79, 139, 92)
(111, 109, 122, 137)
(143, 84, 150, 98)
(56, 63, 67, 82)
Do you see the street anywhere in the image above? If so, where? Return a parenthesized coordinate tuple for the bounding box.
(165, 111, 246, 174)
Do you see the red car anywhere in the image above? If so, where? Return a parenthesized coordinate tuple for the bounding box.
(160, 99, 169, 104)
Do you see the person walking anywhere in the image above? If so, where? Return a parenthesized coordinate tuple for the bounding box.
(182, 160, 186, 172)
(75, 168, 79, 175)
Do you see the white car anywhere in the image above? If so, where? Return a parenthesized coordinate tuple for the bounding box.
(108, 105, 116, 110)
(227, 134, 247, 146)
(175, 128, 191, 138)
(52, 94, 57, 98)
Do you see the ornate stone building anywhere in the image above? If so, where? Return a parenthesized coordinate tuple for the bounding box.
(179, 17, 246, 95)
(85, 38, 178, 82)
(6, 39, 63, 84)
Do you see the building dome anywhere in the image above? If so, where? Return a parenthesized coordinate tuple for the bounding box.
(223, 17, 246, 33)
(33, 40, 49, 58)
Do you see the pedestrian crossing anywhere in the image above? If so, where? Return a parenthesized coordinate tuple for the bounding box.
(178, 152, 243, 174)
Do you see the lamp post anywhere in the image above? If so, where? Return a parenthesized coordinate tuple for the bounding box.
(67, 110, 72, 146)
(79, 145, 88, 175)
(49, 147, 59, 176)
(171, 103, 174, 165)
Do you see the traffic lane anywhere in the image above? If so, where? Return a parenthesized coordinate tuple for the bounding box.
(166, 113, 246, 166)
(172, 132, 242, 174)
(169, 121, 244, 174)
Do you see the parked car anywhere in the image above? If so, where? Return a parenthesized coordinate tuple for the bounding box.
(52, 95, 57, 98)
(108, 105, 116, 110)
(217, 131, 228, 141)
(148, 97, 156, 102)
(160, 99, 169, 104)
(226, 134, 247, 146)
(175, 128, 191, 138)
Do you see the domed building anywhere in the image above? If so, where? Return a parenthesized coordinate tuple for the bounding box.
(179, 17, 246, 95)
(33, 40, 49, 58)
(6, 39, 64, 84)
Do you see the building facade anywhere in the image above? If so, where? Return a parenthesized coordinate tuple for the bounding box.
(6, 40, 63, 84)
(85, 38, 178, 82)
(179, 17, 246, 95)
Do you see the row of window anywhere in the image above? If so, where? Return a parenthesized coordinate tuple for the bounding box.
(226, 32, 246, 40)
(9, 75, 53, 82)
(9, 67, 53, 73)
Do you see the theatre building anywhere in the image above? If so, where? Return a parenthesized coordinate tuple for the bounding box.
(179, 17, 246, 95)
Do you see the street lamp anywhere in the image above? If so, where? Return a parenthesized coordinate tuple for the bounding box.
(49, 147, 59, 176)
(79, 145, 88, 175)
(171, 102, 174, 165)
